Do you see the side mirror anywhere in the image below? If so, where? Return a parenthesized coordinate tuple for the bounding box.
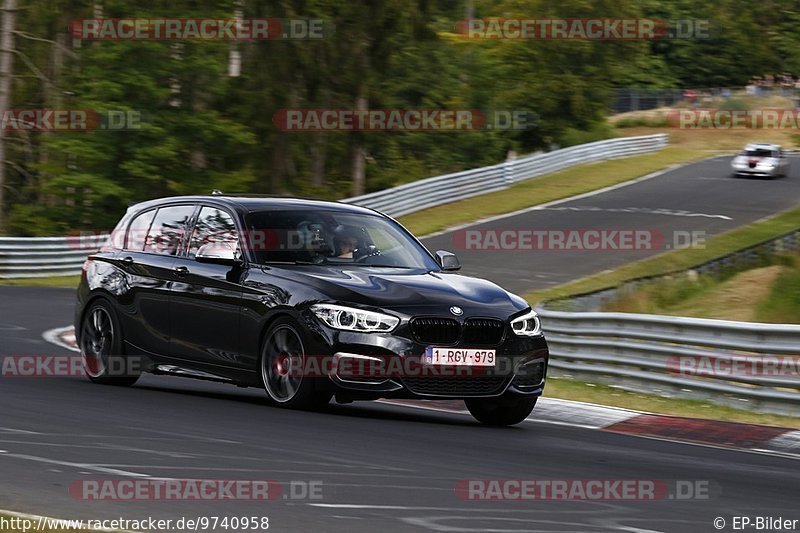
(196, 241, 239, 266)
(435, 250, 461, 271)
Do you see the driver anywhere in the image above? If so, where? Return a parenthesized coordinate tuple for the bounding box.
(334, 234, 358, 259)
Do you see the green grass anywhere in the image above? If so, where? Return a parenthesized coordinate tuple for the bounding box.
(0, 276, 80, 288)
(525, 206, 800, 305)
(598, 253, 800, 323)
(545, 377, 800, 428)
(757, 262, 800, 322)
(398, 146, 708, 236)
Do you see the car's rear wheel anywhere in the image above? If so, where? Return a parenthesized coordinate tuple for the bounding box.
(465, 396, 537, 426)
(260, 318, 332, 410)
(80, 300, 140, 386)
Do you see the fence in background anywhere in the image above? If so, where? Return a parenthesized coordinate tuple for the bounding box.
(0, 235, 107, 279)
(537, 307, 800, 415)
(0, 134, 668, 279)
(343, 134, 668, 218)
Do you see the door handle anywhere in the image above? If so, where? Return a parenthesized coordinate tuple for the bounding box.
(121, 256, 134, 266)
(173, 265, 190, 276)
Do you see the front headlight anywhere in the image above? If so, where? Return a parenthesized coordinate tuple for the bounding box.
(311, 304, 399, 332)
(510, 309, 542, 337)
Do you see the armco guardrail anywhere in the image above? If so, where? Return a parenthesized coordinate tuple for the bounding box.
(0, 235, 107, 279)
(0, 134, 668, 279)
(343, 134, 668, 217)
(536, 307, 800, 414)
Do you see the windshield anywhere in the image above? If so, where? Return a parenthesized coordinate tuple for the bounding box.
(742, 149, 776, 157)
(244, 209, 439, 270)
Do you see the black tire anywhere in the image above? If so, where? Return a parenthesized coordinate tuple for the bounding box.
(259, 318, 332, 410)
(79, 299, 140, 386)
(465, 396, 537, 426)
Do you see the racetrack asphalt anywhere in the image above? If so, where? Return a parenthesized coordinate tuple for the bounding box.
(422, 154, 800, 294)
(2, 154, 800, 532)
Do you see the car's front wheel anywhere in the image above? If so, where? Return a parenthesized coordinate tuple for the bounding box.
(80, 300, 140, 386)
(465, 396, 537, 426)
(260, 318, 332, 410)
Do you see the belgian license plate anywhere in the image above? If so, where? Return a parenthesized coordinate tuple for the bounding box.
(424, 347, 496, 366)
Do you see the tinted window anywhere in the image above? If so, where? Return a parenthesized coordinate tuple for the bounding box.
(743, 149, 773, 157)
(189, 206, 239, 258)
(145, 205, 196, 256)
(245, 209, 438, 270)
(125, 209, 156, 251)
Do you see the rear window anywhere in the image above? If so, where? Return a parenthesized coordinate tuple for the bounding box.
(124, 209, 156, 251)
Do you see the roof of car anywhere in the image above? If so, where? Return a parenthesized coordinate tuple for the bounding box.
(744, 143, 781, 151)
(127, 195, 381, 217)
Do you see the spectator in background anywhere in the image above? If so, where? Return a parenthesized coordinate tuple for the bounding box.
(683, 88, 698, 107)
(780, 73, 793, 95)
(764, 73, 775, 94)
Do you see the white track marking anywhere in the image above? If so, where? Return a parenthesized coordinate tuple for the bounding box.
(527, 397, 641, 429)
(0, 427, 41, 435)
(403, 515, 622, 533)
(377, 398, 800, 459)
(41, 325, 80, 352)
(39, 327, 800, 459)
(309, 504, 605, 514)
(755, 430, 800, 455)
(421, 164, 692, 239)
(116, 426, 242, 445)
(537, 206, 732, 220)
(0, 450, 150, 477)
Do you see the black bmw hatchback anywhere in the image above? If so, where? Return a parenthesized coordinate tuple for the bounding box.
(75, 195, 548, 425)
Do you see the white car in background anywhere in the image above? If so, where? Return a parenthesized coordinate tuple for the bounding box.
(731, 143, 790, 178)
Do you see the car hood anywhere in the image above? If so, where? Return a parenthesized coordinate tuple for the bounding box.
(267, 265, 529, 317)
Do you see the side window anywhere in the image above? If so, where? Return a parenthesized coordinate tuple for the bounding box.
(145, 205, 196, 256)
(125, 209, 156, 251)
(189, 206, 239, 258)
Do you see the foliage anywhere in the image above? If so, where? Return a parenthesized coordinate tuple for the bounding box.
(3, 0, 800, 234)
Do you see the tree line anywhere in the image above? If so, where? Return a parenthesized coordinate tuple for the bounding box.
(0, 0, 798, 235)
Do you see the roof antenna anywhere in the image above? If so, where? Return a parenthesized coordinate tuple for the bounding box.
(211, 189, 224, 196)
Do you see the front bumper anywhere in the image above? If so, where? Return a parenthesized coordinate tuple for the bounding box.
(301, 314, 549, 401)
(732, 166, 779, 177)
